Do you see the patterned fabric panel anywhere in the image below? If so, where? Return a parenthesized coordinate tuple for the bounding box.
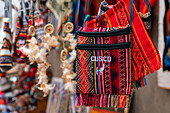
(76, 27, 131, 95)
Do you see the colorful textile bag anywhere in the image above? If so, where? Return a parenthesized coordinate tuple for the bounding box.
(75, 0, 133, 108)
(83, 0, 161, 87)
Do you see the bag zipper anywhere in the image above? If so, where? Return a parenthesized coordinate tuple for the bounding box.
(76, 26, 131, 37)
(76, 42, 131, 50)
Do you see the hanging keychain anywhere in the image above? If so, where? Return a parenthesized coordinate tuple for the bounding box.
(33, 0, 44, 38)
(60, 1, 71, 61)
(28, 0, 36, 37)
(44, 4, 54, 35)
(63, 1, 74, 33)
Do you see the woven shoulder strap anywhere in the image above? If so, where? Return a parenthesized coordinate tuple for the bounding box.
(129, 0, 133, 25)
(98, 0, 133, 25)
(144, 0, 151, 12)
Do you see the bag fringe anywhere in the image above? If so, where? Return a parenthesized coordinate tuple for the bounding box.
(75, 94, 131, 108)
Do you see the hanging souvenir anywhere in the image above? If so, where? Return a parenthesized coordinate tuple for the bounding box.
(44, 9, 54, 35)
(34, 0, 44, 38)
(28, 25, 36, 37)
(20, 1, 61, 95)
(63, 22, 74, 33)
(58, 1, 77, 94)
(0, 0, 13, 72)
(60, 2, 73, 61)
(44, 24, 54, 35)
(39, 0, 48, 25)
(13, 0, 32, 63)
(28, 0, 36, 37)
(43, 7, 59, 50)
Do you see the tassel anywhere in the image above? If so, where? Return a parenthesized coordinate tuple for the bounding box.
(80, 94, 82, 106)
(76, 94, 130, 108)
(144, 76, 147, 86)
(107, 94, 110, 107)
(100, 94, 103, 107)
(75, 94, 78, 106)
(92, 94, 95, 107)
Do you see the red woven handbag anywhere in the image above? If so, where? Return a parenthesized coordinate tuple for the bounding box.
(75, 0, 133, 108)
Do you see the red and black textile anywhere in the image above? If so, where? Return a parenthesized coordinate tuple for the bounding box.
(76, 0, 134, 108)
(75, 0, 161, 108)
(87, 0, 154, 15)
(76, 26, 132, 108)
(84, 0, 161, 85)
(76, 27, 132, 95)
(88, 0, 155, 34)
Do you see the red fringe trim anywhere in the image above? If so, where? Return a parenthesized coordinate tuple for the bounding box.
(76, 94, 131, 108)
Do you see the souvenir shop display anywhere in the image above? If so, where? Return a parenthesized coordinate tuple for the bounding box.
(0, 0, 163, 112)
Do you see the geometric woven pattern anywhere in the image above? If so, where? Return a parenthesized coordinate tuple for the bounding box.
(76, 28, 132, 95)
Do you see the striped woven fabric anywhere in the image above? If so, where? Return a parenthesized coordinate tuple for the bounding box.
(13, 15, 32, 63)
(0, 18, 13, 72)
(84, 0, 161, 85)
